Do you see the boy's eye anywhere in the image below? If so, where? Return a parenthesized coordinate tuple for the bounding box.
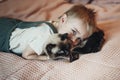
(72, 29, 77, 35)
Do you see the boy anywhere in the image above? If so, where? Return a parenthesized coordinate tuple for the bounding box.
(0, 4, 100, 60)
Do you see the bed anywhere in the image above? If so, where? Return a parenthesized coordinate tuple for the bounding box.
(0, 0, 120, 80)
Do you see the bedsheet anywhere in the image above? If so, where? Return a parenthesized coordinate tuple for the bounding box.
(0, 0, 120, 80)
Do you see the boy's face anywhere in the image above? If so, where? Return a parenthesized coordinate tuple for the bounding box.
(57, 14, 90, 46)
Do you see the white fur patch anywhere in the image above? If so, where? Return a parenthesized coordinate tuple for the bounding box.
(51, 47, 60, 54)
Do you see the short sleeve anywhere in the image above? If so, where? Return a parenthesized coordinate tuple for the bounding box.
(29, 35, 45, 55)
(28, 23, 54, 55)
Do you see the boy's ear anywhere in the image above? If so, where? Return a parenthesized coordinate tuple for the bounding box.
(60, 14, 67, 23)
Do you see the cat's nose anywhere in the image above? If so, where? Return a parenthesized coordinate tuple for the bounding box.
(58, 43, 71, 56)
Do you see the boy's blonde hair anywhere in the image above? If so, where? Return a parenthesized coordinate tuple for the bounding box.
(65, 4, 98, 32)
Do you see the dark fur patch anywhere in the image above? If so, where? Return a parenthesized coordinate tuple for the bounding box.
(72, 30, 105, 53)
(69, 30, 105, 62)
(46, 44, 56, 54)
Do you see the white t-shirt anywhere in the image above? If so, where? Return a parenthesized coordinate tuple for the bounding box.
(9, 23, 54, 55)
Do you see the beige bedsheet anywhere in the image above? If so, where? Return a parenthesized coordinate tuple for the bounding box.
(0, 0, 120, 80)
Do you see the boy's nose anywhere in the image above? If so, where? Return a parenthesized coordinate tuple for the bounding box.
(72, 37, 81, 46)
(67, 34, 82, 46)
